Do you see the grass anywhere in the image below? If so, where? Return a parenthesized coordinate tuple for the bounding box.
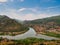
(43, 31, 60, 38)
(0, 31, 28, 36)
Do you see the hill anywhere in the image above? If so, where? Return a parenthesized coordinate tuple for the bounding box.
(24, 15, 60, 25)
(24, 15, 60, 28)
(0, 15, 29, 32)
(24, 15, 60, 38)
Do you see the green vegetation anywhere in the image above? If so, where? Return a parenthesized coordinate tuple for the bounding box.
(0, 15, 29, 35)
(0, 37, 60, 45)
(25, 15, 60, 24)
(25, 15, 60, 31)
(24, 15, 60, 38)
(43, 32, 60, 38)
(13, 37, 48, 45)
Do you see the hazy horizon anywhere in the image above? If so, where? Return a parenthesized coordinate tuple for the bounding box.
(0, 0, 60, 20)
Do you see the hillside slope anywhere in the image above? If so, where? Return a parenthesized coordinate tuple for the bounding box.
(0, 15, 29, 32)
(25, 15, 60, 25)
(24, 15, 60, 38)
(24, 15, 60, 32)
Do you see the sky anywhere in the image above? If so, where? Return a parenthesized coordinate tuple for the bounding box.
(0, 0, 60, 20)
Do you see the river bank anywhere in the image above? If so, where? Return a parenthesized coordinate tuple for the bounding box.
(0, 28, 60, 40)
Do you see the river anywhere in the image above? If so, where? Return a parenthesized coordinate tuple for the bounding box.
(0, 28, 59, 40)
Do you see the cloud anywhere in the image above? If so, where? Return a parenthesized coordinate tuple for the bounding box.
(0, 9, 57, 20)
(47, 6, 60, 9)
(45, 0, 51, 1)
(23, 13, 51, 20)
(20, 0, 24, 2)
(10, 0, 14, 2)
(28, 8, 38, 12)
(40, 0, 56, 2)
(45, 6, 60, 12)
(0, 0, 25, 3)
(40, 0, 50, 2)
(20, 13, 59, 20)
(0, 8, 59, 20)
(0, 0, 8, 2)
(18, 7, 38, 12)
(18, 8, 26, 12)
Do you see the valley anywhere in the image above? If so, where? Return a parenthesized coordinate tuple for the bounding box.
(24, 15, 60, 38)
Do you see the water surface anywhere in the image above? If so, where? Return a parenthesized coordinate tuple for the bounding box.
(0, 28, 59, 40)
